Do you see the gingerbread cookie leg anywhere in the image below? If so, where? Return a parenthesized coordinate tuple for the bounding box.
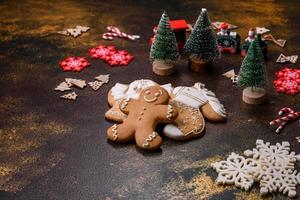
(107, 122, 135, 142)
(135, 126, 162, 150)
(134, 104, 177, 150)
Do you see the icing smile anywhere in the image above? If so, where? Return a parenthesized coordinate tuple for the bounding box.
(144, 89, 163, 103)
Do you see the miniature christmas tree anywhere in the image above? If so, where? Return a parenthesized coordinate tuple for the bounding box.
(150, 11, 180, 64)
(238, 34, 267, 88)
(238, 35, 268, 104)
(184, 8, 219, 61)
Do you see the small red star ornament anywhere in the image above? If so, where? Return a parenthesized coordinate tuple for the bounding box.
(59, 57, 90, 72)
(273, 67, 300, 95)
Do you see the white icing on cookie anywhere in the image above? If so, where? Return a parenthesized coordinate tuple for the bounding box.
(143, 89, 163, 103)
(120, 98, 130, 111)
(142, 132, 158, 147)
(163, 125, 185, 140)
(125, 80, 157, 99)
(161, 83, 173, 94)
(172, 87, 207, 108)
(112, 124, 118, 141)
(111, 83, 129, 100)
(110, 80, 173, 101)
(193, 83, 226, 118)
(166, 105, 173, 120)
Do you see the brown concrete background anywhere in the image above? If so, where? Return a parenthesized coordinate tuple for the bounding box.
(0, 0, 299, 199)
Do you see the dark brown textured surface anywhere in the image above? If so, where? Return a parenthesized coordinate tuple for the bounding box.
(0, 0, 299, 199)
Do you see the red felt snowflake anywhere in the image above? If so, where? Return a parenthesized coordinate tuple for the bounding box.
(89, 45, 116, 60)
(273, 67, 300, 95)
(106, 50, 134, 66)
(89, 45, 133, 66)
(59, 57, 90, 72)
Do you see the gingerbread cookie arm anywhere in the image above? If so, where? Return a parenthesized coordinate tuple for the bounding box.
(107, 121, 135, 142)
(155, 104, 178, 122)
(119, 98, 139, 114)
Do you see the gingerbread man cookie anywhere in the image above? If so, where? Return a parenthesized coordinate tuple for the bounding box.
(105, 80, 173, 122)
(107, 86, 178, 150)
(163, 83, 226, 140)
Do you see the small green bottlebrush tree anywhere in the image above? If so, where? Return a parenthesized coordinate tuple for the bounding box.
(237, 34, 267, 89)
(184, 8, 219, 60)
(150, 11, 180, 63)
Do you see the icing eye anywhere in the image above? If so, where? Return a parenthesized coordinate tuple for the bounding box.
(145, 90, 150, 95)
(154, 92, 160, 97)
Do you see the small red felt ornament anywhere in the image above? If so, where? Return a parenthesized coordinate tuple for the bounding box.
(89, 45, 116, 59)
(59, 57, 90, 72)
(89, 45, 133, 67)
(106, 50, 134, 66)
(273, 67, 300, 95)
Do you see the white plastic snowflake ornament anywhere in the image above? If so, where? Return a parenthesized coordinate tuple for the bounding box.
(259, 168, 300, 197)
(244, 139, 300, 197)
(244, 139, 300, 170)
(212, 139, 300, 198)
(211, 152, 260, 191)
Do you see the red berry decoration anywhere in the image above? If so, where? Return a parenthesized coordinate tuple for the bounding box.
(59, 57, 90, 72)
(89, 45, 116, 59)
(106, 50, 134, 66)
(273, 67, 300, 95)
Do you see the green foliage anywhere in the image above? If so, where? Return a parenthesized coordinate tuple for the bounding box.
(184, 9, 219, 60)
(149, 11, 180, 63)
(237, 35, 267, 88)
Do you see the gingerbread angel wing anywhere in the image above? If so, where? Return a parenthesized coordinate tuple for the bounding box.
(193, 82, 226, 121)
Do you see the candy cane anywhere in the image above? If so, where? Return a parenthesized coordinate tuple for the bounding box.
(102, 26, 140, 41)
(279, 107, 294, 115)
(269, 107, 300, 133)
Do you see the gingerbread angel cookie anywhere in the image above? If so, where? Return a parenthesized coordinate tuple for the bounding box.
(163, 83, 226, 140)
(107, 86, 178, 150)
(105, 79, 173, 122)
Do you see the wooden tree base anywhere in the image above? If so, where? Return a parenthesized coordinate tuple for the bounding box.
(152, 60, 175, 76)
(242, 87, 266, 105)
(188, 56, 212, 73)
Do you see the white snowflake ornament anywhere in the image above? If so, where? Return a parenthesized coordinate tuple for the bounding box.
(244, 139, 300, 170)
(244, 139, 300, 197)
(212, 139, 300, 198)
(211, 152, 260, 191)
